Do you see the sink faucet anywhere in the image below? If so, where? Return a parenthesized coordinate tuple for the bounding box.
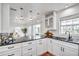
(65, 31, 72, 41)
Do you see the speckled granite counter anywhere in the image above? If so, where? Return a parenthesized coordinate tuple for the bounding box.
(0, 36, 79, 47)
(52, 36, 79, 45)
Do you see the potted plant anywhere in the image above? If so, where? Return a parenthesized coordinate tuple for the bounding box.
(21, 28, 27, 37)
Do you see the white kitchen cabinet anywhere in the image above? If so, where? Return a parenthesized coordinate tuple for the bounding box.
(0, 49, 21, 56)
(0, 43, 21, 52)
(0, 43, 22, 56)
(45, 11, 57, 30)
(0, 38, 78, 56)
(47, 38, 62, 55)
(36, 39, 47, 55)
(62, 42, 78, 56)
(51, 39, 62, 56)
(52, 42, 62, 56)
(52, 39, 79, 56)
(46, 38, 53, 54)
(62, 46, 78, 56)
(22, 41, 37, 56)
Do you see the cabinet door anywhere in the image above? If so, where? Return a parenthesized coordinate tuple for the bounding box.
(22, 45, 36, 56)
(52, 42, 62, 56)
(36, 39, 46, 55)
(22, 41, 37, 56)
(47, 39, 53, 54)
(42, 39, 47, 52)
(62, 46, 78, 56)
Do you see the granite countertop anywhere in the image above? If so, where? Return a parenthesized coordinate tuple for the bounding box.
(0, 37, 45, 46)
(0, 36, 79, 47)
(52, 36, 79, 45)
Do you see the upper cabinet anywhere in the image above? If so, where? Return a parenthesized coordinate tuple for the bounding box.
(45, 11, 57, 30)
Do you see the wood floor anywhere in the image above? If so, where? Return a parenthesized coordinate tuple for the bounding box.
(41, 51, 54, 56)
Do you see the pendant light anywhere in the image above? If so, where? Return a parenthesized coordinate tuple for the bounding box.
(20, 7, 24, 20)
(29, 10, 33, 21)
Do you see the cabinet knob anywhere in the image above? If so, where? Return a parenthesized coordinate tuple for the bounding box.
(61, 47, 62, 51)
(63, 48, 64, 52)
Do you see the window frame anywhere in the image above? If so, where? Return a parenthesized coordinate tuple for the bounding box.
(59, 17, 79, 35)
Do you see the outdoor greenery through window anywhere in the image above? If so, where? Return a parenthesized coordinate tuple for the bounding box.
(60, 18, 79, 34)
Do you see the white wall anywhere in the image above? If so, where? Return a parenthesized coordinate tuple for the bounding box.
(1, 3, 10, 33)
(58, 4, 79, 18)
(56, 4, 79, 36)
(0, 3, 1, 33)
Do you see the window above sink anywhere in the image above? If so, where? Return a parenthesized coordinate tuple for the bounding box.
(60, 17, 79, 35)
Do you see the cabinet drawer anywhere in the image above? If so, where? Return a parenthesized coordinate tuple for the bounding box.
(23, 52, 33, 56)
(23, 51, 36, 56)
(22, 41, 36, 47)
(0, 43, 21, 53)
(62, 42, 78, 49)
(22, 47, 36, 54)
(0, 48, 21, 56)
(36, 40, 42, 43)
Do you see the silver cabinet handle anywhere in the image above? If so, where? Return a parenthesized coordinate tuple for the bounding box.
(8, 54, 15, 56)
(61, 47, 62, 51)
(8, 46, 14, 49)
(63, 48, 64, 52)
(28, 48, 32, 50)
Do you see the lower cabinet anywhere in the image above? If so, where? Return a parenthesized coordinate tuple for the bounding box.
(52, 39, 79, 56)
(0, 38, 78, 56)
(52, 42, 62, 56)
(36, 39, 47, 55)
(22, 41, 37, 56)
(0, 43, 22, 56)
(0, 49, 21, 56)
(62, 46, 78, 56)
(47, 38, 53, 54)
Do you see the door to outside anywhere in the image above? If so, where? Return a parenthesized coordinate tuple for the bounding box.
(33, 24, 41, 39)
(28, 24, 41, 39)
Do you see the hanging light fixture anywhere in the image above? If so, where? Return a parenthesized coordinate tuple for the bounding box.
(20, 7, 24, 20)
(29, 10, 33, 21)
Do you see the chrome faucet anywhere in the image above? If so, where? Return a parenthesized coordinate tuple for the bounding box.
(65, 31, 72, 41)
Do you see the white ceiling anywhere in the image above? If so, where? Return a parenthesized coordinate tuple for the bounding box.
(10, 3, 76, 12)
(9, 3, 76, 25)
